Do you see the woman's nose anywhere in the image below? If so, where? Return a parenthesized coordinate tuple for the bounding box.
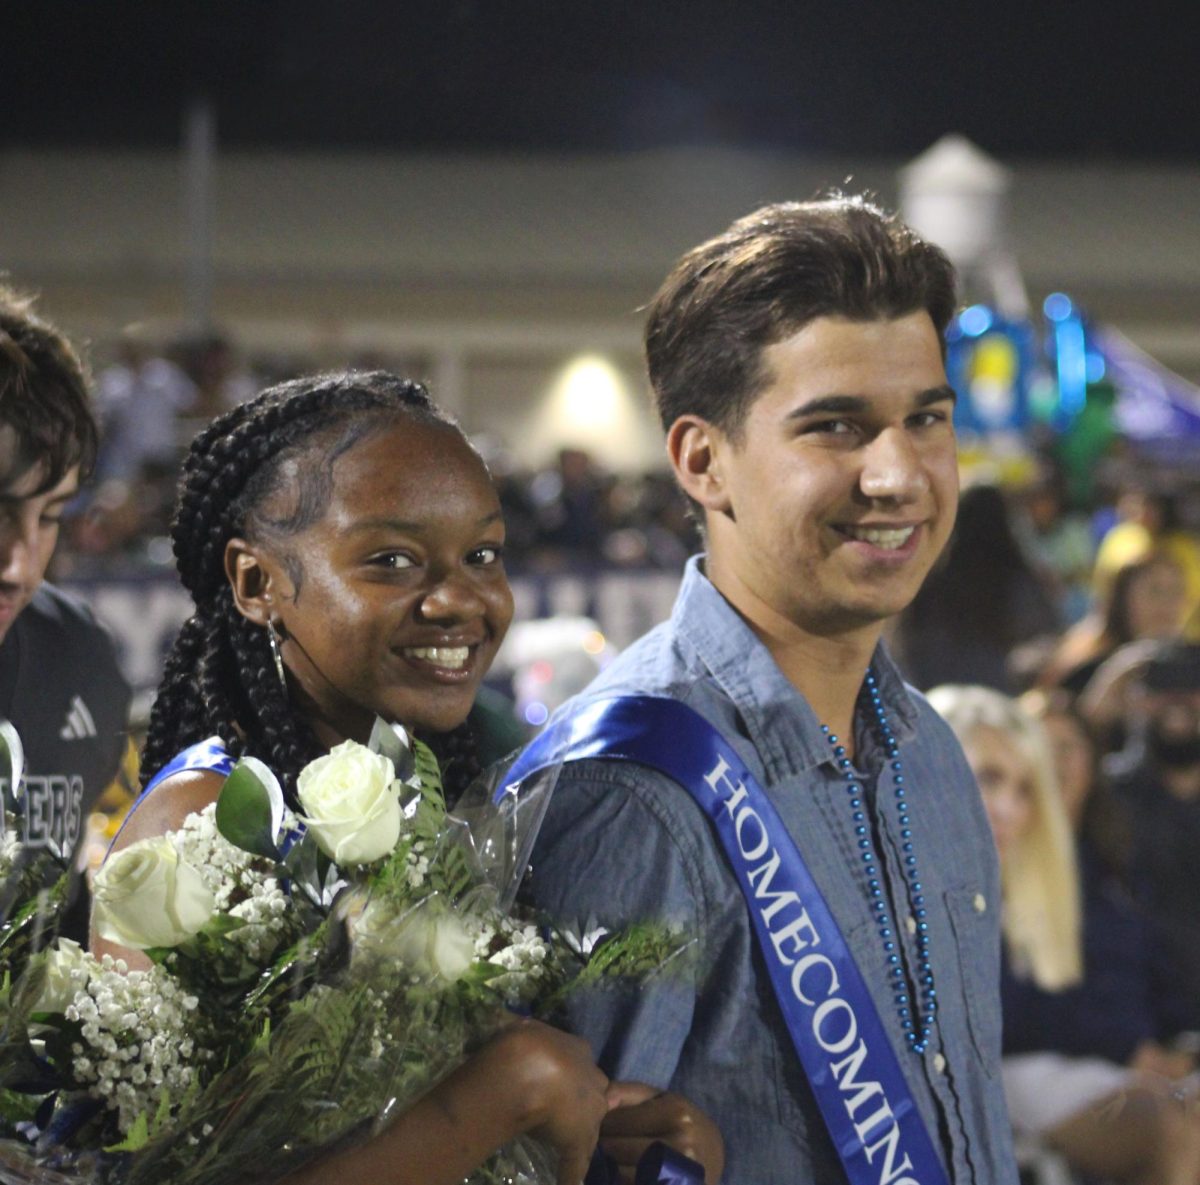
(417, 571, 486, 622)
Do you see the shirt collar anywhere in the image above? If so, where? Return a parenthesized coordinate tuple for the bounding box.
(672, 555, 919, 783)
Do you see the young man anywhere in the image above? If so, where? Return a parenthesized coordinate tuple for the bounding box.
(526, 198, 1018, 1182)
(0, 286, 131, 934)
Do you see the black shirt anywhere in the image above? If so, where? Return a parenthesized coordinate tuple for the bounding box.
(1109, 748, 1200, 1036)
(0, 583, 131, 931)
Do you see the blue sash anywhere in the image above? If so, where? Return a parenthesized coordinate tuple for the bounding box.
(587, 1142, 705, 1185)
(504, 696, 950, 1185)
(110, 737, 234, 850)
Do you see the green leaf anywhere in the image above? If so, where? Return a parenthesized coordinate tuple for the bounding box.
(150, 1086, 173, 1138)
(411, 738, 444, 804)
(0, 1085, 42, 1124)
(215, 757, 284, 859)
(202, 913, 249, 938)
(466, 961, 505, 983)
(106, 1109, 150, 1152)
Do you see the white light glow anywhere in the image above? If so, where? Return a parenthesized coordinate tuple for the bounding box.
(525, 354, 654, 471)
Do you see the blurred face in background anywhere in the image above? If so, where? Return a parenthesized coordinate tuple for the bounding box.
(1143, 687, 1200, 772)
(1117, 490, 1165, 533)
(1125, 557, 1187, 640)
(1039, 710, 1095, 827)
(963, 723, 1036, 861)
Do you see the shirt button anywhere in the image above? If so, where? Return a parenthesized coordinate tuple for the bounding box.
(905, 914, 917, 935)
(933, 1053, 947, 1073)
(973, 893, 987, 914)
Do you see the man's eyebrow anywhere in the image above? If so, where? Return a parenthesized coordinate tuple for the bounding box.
(785, 395, 868, 419)
(785, 385, 957, 420)
(917, 384, 958, 407)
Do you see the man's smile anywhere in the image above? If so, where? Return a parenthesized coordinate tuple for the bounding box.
(834, 523, 919, 550)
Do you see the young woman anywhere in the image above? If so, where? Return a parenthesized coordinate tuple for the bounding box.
(930, 684, 1200, 1185)
(1040, 548, 1188, 697)
(95, 372, 723, 1185)
(1022, 688, 1196, 1044)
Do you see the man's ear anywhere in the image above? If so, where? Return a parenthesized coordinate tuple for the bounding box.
(666, 416, 732, 514)
(224, 537, 289, 627)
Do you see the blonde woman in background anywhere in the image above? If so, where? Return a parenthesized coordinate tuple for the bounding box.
(930, 684, 1200, 1185)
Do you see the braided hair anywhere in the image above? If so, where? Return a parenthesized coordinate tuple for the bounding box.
(141, 371, 483, 802)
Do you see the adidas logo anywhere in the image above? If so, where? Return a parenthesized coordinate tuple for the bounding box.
(59, 696, 97, 741)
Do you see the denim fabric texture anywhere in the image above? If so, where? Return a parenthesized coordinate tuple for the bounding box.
(529, 557, 1019, 1184)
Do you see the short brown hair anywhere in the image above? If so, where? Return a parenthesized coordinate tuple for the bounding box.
(0, 285, 97, 491)
(644, 194, 957, 440)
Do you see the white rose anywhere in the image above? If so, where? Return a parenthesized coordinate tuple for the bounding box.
(353, 897, 476, 983)
(35, 939, 91, 1014)
(93, 837, 216, 950)
(297, 740, 402, 865)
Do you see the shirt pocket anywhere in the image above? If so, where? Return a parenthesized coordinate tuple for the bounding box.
(944, 886, 1003, 1077)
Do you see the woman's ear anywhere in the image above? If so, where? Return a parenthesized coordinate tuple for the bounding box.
(224, 537, 289, 627)
(665, 415, 732, 514)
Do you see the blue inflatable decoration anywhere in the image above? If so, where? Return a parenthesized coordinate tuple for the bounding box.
(946, 293, 1200, 461)
(945, 304, 1036, 435)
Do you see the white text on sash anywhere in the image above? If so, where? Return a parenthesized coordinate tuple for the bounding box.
(704, 754, 922, 1185)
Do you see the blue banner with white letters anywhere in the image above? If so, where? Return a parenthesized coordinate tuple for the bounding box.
(504, 696, 950, 1185)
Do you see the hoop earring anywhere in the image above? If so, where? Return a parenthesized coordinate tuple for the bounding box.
(267, 621, 288, 695)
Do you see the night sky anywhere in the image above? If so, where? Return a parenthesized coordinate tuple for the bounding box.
(6, 2, 1198, 160)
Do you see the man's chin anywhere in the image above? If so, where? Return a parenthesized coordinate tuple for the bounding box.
(816, 591, 922, 636)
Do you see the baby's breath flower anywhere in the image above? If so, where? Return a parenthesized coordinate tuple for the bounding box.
(63, 954, 212, 1135)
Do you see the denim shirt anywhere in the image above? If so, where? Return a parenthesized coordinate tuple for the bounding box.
(529, 558, 1018, 1185)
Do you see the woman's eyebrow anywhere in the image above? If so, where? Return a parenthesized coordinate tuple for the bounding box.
(345, 510, 504, 534)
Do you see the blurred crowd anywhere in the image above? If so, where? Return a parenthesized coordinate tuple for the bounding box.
(48, 330, 696, 584)
(897, 479, 1200, 1180)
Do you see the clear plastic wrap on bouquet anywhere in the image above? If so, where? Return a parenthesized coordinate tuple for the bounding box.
(0, 1143, 104, 1185)
(447, 757, 562, 913)
(0, 732, 689, 1185)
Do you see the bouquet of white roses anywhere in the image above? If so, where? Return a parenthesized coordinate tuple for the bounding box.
(0, 722, 687, 1185)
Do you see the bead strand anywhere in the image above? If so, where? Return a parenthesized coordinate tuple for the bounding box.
(821, 668, 936, 1055)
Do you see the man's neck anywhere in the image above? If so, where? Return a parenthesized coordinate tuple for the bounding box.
(705, 566, 884, 756)
(773, 633, 881, 756)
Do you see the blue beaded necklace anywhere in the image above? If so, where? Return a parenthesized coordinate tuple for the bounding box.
(820, 667, 936, 1055)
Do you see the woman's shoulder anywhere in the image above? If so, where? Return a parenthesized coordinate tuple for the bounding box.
(112, 738, 235, 853)
(112, 768, 227, 851)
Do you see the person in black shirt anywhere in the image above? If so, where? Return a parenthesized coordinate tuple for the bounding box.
(1107, 640, 1200, 1038)
(0, 285, 131, 935)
